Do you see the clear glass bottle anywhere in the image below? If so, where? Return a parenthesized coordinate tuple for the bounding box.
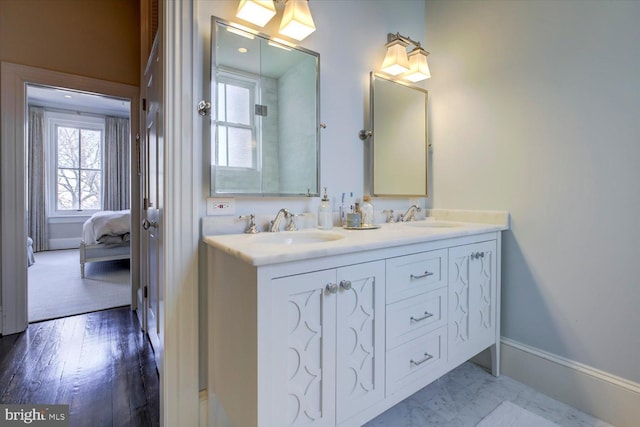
(361, 195, 374, 226)
(317, 187, 333, 229)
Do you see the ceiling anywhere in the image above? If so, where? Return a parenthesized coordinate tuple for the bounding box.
(27, 85, 130, 117)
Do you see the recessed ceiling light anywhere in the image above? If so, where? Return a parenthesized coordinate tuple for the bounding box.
(238, 47, 248, 53)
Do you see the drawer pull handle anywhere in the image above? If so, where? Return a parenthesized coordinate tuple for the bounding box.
(471, 251, 485, 260)
(410, 312, 434, 323)
(325, 283, 338, 294)
(410, 271, 434, 280)
(410, 353, 433, 367)
(340, 280, 352, 290)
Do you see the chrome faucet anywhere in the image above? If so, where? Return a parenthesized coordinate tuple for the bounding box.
(270, 208, 291, 232)
(400, 205, 421, 222)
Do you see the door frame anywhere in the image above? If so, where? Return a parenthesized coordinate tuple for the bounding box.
(159, 0, 201, 425)
(0, 62, 140, 335)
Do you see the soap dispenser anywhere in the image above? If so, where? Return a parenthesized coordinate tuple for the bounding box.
(317, 187, 333, 230)
(361, 195, 374, 226)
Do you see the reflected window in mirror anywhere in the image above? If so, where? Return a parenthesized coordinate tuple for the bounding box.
(216, 72, 258, 169)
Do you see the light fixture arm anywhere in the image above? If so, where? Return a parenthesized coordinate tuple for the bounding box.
(387, 32, 423, 50)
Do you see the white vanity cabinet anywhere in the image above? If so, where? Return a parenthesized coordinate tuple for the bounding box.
(206, 227, 504, 427)
(270, 261, 386, 427)
(384, 249, 449, 396)
(448, 240, 499, 370)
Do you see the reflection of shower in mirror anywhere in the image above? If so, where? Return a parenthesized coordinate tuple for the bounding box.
(208, 17, 320, 197)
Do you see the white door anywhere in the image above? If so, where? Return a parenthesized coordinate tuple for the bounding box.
(271, 269, 337, 427)
(142, 37, 163, 368)
(335, 261, 386, 424)
(448, 240, 497, 364)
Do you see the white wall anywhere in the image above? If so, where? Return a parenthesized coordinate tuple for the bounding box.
(47, 218, 85, 250)
(425, 0, 640, 383)
(196, 0, 427, 388)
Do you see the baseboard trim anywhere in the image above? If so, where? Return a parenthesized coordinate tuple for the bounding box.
(200, 390, 207, 427)
(48, 238, 80, 250)
(501, 337, 640, 427)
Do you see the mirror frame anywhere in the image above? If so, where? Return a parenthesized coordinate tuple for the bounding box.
(209, 16, 321, 197)
(370, 72, 428, 197)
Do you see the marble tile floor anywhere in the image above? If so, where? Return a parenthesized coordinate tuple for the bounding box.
(364, 362, 614, 427)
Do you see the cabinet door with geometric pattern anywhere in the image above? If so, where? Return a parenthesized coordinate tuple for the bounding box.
(335, 261, 385, 424)
(271, 269, 337, 427)
(447, 240, 497, 366)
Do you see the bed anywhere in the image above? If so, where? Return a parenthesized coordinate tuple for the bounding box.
(80, 210, 131, 278)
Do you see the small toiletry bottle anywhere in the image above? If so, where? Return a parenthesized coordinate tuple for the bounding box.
(339, 193, 347, 226)
(361, 195, 374, 226)
(317, 187, 333, 230)
(354, 199, 363, 226)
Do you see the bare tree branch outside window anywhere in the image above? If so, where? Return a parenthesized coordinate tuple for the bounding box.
(56, 126, 102, 211)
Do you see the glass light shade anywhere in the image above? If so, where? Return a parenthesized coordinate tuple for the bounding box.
(279, 0, 316, 41)
(236, 0, 277, 27)
(404, 48, 431, 82)
(381, 39, 410, 76)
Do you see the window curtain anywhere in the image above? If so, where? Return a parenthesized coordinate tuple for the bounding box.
(28, 106, 48, 252)
(104, 116, 130, 210)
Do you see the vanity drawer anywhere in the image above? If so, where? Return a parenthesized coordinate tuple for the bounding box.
(386, 327, 446, 396)
(386, 287, 447, 350)
(386, 249, 447, 304)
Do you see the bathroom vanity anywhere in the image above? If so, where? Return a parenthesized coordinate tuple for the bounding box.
(205, 214, 508, 427)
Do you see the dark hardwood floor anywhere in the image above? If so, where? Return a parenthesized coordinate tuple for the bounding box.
(0, 308, 159, 426)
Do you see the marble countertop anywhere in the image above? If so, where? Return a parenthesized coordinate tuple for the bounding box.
(204, 212, 509, 267)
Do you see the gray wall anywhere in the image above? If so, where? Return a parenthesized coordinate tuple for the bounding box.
(425, 0, 640, 382)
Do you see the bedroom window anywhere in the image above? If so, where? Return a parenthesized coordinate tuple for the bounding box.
(215, 72, 260, 169)
(46, 112, 105, 216)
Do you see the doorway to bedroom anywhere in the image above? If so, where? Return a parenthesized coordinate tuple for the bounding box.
(26, 84, 132, 323)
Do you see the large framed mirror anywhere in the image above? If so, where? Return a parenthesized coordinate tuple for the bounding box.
(370, 73, 428, 196)
(209, 17, 320, 196)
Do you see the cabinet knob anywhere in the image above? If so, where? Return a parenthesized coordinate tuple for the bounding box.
(339, 280, 352, 290)
(325, 283, 338, 294)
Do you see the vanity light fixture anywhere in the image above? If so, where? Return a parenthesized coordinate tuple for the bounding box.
(381, 36, 410, 76)
(278, 0, 316, 41)
(235, 0, 316, 41)
(405, 47, 431, 82)
(381, 32, 431, 82)
(236, 0, 277, 27)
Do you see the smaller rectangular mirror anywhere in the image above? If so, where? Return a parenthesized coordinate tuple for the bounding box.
(370, 73, 428, 196)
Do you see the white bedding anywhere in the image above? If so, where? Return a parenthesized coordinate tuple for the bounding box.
(82, 210, 131, 245)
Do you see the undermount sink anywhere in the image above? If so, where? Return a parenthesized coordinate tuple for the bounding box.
(404, 220, 463, 228)
(252, 231, 345, 245)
